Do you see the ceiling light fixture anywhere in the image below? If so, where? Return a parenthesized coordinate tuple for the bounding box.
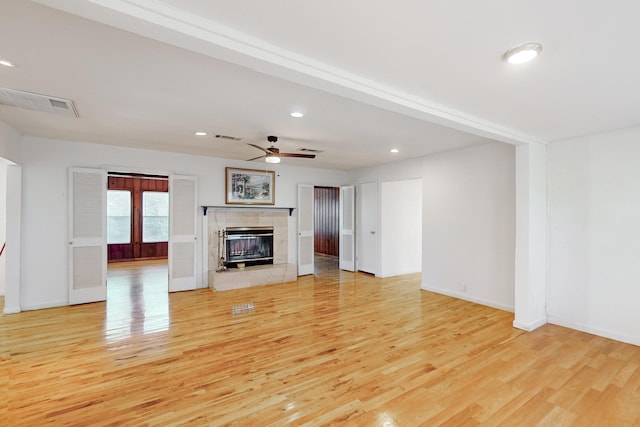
(390, 148, 399, 153)
(0, 59, 15, 67)
(503, 42, 543, 64)
(265, 155, 280, 164)
(290, 112, 304, 118)
(194, 131, 207, 136)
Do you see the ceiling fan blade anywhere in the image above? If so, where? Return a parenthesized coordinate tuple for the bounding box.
(246, 155, 266, 161)
(279, 153, 316, 159)
(248, 143, 270, 154)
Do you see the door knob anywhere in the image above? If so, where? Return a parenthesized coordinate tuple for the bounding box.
(370, 230, 375, 234)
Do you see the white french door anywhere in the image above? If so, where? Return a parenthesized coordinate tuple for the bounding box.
(339, 185, 356, 271)
(297, 184, 314, 275)
(68, 167, 107, 305)
(168, 175, 197, 292)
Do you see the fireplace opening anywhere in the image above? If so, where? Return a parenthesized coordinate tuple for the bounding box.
(224, 226, 274, 268)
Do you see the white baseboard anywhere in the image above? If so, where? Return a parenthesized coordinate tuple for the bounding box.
(547, 315, 640, 346)
(513, 317, 547, 331)
(3, 305, 21, 314)
(21, 300, 68, 311)
(421, 283, 514, 312)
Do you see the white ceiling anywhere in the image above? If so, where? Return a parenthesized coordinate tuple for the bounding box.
(2, 0, 640, 170)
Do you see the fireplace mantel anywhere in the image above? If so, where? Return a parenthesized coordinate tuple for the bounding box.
(201, 205, 295, 216)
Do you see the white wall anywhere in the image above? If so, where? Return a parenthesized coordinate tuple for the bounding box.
(421, 143, 516, 311)
(0, 159, 8, 295)
(350, 157, 422, 183)
(349, 144, 515, 310)
(0, 120, 22, 164)
(380, 178, 422, 277)
(0, 120, 21, 312)
(548, 127, 640, 345)
(350, 157, 424, 277)
(18, 136, 347, 310)
(513, 143, 548, 331)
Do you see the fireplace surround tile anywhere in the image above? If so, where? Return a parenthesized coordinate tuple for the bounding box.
(207, 208, 291, 290)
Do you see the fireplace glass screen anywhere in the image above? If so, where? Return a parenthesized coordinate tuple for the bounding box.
(225, 226, 274, 267)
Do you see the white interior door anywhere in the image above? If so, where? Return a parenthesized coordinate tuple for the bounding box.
(169, 175, 197, 292)
(297, 184, 314, 275)
(340, 185, 355, 271)
(357, 182, 377, 274)
(68, 167, 107, 305)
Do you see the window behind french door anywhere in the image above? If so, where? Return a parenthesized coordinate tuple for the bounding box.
(106, 174, 169, 262)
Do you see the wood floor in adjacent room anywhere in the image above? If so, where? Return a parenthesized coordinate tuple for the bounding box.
(2, 262, 640, 426)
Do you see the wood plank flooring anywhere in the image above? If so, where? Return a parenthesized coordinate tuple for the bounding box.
(1, 262, 640, 425)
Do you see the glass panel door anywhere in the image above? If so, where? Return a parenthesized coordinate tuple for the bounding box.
(107, 190, 132, 244)
(142, 191, 169, 243)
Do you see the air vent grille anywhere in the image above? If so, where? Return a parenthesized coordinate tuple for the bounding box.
(215, 134, 242, 141)
(0, 88, 78, 117)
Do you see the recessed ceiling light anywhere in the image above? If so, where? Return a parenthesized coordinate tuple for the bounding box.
(290, 112, 304, 118)
(0, 59, 15, 67)
(503, 43, 543, 64)
(194, 131, 207, 136)
(390, 148, 399, 153)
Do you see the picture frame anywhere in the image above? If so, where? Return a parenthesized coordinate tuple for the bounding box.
(225, 167, 275, 205)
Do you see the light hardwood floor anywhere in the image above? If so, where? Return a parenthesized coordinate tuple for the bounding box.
(1, 262, 639, 426)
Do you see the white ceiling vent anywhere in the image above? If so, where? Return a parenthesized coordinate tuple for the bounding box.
(0, 88, 79, 118)
(215, 134, 242, 141)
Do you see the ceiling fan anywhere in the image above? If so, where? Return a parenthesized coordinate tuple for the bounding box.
(246, 136, 316, 163)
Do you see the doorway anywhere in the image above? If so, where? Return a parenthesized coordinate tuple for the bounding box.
(314, 186, 339, 274)
(69, 169, 196, 306)
(107, 173, 169, 262)
(106, 173, 169, 313)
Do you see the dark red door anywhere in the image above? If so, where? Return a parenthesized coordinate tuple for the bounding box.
(107, 174, 169, 262)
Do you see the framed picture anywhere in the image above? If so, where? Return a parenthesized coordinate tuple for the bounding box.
(225, 167, 275, 205)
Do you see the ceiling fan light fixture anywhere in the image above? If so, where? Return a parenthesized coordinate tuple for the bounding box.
(503, 42, 543, 64)
(265, 155, 280, 164)
(290, 112, 304, 118)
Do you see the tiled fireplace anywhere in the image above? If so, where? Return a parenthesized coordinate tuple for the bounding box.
(207, 208, 296, 291)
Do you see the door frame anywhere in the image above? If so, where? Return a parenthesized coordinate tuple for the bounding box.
(103, 165, 201, 291)
(107, 173, 170, 262)
(297, 183, 347, 275)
